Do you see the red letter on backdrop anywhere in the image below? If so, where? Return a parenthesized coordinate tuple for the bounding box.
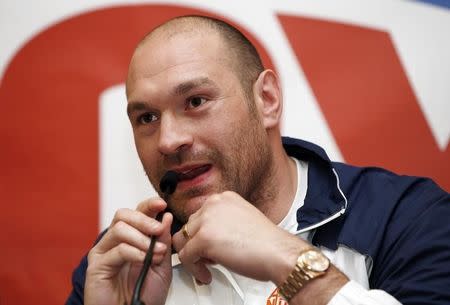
(278, 14, 449, 190)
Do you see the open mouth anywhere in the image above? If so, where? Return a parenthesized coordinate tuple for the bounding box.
(177, 164, 212, 182)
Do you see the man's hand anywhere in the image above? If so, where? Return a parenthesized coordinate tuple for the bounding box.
(172, 191, 303, 283)
(84, 198, 173, 305)
(172, 191, 349, 305)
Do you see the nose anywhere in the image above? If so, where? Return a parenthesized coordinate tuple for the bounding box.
(157, 113, 193, 156)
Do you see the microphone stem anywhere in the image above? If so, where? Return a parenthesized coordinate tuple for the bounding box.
(130, 192, 169, 305)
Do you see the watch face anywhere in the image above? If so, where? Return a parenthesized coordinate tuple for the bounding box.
(301, 250, 330, 272)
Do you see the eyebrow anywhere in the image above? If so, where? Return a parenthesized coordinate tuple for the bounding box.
(127, 77, 218, 117)
(127, 101, 149, 118)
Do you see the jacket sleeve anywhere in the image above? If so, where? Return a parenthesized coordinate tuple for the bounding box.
(65, 254, 88, 305)
(329, 177, 450, 305)
(369, 179, 450, 304)
(65, 230, 107, 305)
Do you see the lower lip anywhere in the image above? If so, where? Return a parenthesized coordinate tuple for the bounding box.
(176, 166, 213, 191)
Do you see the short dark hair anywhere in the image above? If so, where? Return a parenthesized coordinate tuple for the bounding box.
(140, 15, 264, 108)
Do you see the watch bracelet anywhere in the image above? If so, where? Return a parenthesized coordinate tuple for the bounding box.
(278, 262, 312, 301)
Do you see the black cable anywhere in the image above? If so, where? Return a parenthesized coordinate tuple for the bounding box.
(131, 171, 178, 305)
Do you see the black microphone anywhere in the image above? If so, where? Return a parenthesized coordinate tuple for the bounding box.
(131, 171, 179, 305)
(159, 170, 179, 199)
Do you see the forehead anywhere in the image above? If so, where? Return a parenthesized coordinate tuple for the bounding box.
(126, 30, 236, 100)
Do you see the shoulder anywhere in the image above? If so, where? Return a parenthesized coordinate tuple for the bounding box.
(332, 162, 448, 224)
(318, 163, 450, 302)
(313, 162, 449, 255)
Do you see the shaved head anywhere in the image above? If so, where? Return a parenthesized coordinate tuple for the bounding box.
(133, 15, 264, 105)
(125, 15, 284, 222)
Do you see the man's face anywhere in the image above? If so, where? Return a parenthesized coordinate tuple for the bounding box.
(126, 30, 272, 222)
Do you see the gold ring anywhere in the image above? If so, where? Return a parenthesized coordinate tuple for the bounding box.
(182, 224, 191, 240)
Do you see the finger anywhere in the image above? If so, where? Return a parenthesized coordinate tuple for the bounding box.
(96, 220, 165, 254)
(172, 214, 202, 252)
(136, 197, 167, 218)
(151, 212, 174, 269)
(99, 243, 146, 268)
(95, 217, 171, 269)
(159, 212, 173, 260)
(147, 252, 166, 265)
(177, 239, 212, 284)
(173, 195, 217, 244)
(153, 241, 168, 254)
(110, 208, 164, 236)
(189, 260, 212, 285)
(174, 217, 213, 283)
(172, 229, 186, 253)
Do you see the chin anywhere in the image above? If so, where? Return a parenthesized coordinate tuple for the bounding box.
(186, 195, 209, 216)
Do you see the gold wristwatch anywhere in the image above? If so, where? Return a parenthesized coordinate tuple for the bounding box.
(278, 248, 330, 301)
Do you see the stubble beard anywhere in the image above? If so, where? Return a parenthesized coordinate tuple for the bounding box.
(228, 116, 275, 210)
(143, 113, 275, 223)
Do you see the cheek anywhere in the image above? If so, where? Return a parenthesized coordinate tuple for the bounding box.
(135, 138, 150, 163)
(134, 131, 156, 155)
(209, 113, 239, 137)
(134, 137, 160, 174)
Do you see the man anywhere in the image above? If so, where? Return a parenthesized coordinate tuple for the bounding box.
(67, 15, 450, 305)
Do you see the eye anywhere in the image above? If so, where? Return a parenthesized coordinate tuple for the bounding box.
(186, 96, 207, 109)
(138, 112, 158, 125)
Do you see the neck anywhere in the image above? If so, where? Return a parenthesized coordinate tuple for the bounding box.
(252, 137, 298, 224)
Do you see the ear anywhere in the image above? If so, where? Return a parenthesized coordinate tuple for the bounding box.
(253, 69, 282, 129)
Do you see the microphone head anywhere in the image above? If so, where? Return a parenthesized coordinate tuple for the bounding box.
(159, 171, 179, 195)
